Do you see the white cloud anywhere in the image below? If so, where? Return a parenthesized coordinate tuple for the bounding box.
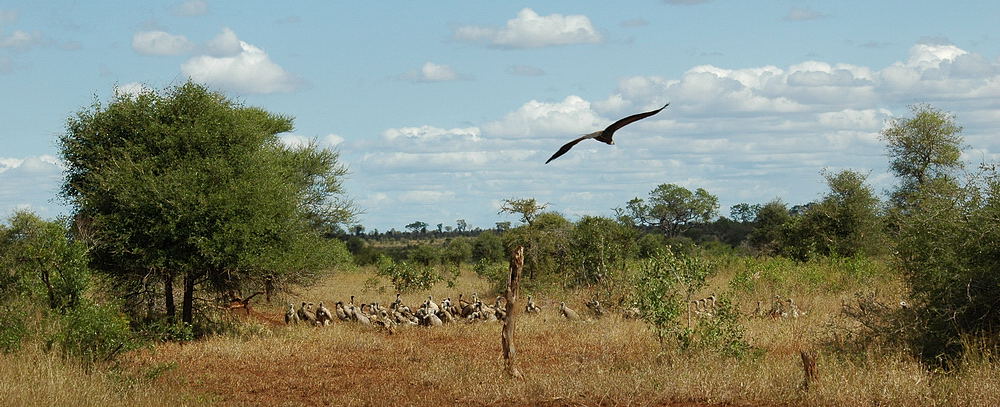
(172, 0, 207, 17)
(114, 82, 152, 98)
(0, 29, 41, 49)
(181, 29, 299, 94)
(483, 95, 605, 138)
(132, 30, 193, 56)
(454, 8, 602, 49)
(401, 62, 463, 82)
(345, 42, 1000, 230)
(0, 155, 66, 217)
(205, 27, 241, 56)
(279, 133, 347, 150)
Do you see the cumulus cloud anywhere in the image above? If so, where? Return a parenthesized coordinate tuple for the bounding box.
(181, 28, 299, 94)
(172, 0, 207, 16)
(346, 42, 1000, 230)
(0, 155, 66, 217)
(400, 62, 463, 82)
(454, 8, 602, 49)
(132, 30, 193, 55)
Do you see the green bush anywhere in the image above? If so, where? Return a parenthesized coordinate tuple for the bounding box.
(0, 308, 28, 354)
(53, 301, 137, 364)
(375, 255, 450, 293)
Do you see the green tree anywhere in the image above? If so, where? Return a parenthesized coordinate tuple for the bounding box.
(894, 169, 1000, 364)
(471, 231, 504, 263)
(501, 212, 572, 283)
(729, 203, 761, 224)
(627, 184, 719, 237)
(747, 200, 792, 255)
(60, 82, 355, 325)
(789, 170, 884, 258)
(569, 216, 637, 286)
(499, 198, 549, 225)
(405, 221, 428, 234)
(882, 104, 965, 208)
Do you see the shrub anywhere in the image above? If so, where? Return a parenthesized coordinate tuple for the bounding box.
(375, 255, 449, 293)
(52, 301, 137, 364)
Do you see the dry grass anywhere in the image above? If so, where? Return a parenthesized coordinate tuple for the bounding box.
(0, 345, 207, 407)
(85, 265, 1000, 406)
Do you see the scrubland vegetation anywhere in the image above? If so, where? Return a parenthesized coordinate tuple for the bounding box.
(2, 87, 999, 406)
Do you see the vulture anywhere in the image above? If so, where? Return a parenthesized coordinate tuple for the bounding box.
(545, 103, 669, 164)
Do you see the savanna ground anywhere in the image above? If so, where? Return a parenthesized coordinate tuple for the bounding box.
(8, 258, 997, 407)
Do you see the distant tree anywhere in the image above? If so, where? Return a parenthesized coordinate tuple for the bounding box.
(59, 81, 355, 325)
(442, 237, 472, 266)
(455, 219, 468, 232)
(407, 244, 440, 266)
(405, 221, 428, 234)
(495, 221, 512, 232)
(499, 198, 549, 224)
(729, 203, 761, 224)
(569, 216, 637, 286)
(747, 200, 792, 255)
(435, 223, 443, 233)
(501, 212, 572, 281)
(882, 104, 965, 208)
(471, 231, 504, 263)
(444, 225, 453, 233)
(627, 184, 719, 237)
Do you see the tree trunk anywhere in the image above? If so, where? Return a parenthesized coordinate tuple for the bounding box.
(502, 246, 525, 379)
(164, 273, 176, 321)
(800, 350, 819, 390)
(182, 272, 195, 325)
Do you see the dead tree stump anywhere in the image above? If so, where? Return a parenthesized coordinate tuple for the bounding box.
(502, 246, 525, 379)
(800, 350, 819, 390)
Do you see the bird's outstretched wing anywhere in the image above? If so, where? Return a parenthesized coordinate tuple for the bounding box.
(545, 135, 589, 164)
(595, 103, 670, 144)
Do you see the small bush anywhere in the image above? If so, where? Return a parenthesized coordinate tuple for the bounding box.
(0, 308, 28, 354)
(375, 255, 450, 293)
(53, 301, 137, 364)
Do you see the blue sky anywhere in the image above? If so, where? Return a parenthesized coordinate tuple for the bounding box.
(2, 1, 999, 231)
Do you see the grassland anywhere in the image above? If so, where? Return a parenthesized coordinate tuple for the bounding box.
(5, 259, 999, 406)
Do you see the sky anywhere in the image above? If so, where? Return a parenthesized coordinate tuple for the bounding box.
(2, 1, 1000, 231)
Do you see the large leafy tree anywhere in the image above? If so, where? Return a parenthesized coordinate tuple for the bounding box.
(881, 104, 964, 208)
(626, 184, 719, 237)
(60, 82, 355, 324)
(783, 170, 884, 259)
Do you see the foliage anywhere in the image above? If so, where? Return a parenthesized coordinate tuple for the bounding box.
(893, 168, 1000, 365)
(692, 296, 755, 359)
(471, 231, 504, 263)
(882, 103, 965, 208)
(625, 184, 719, 237)
(441, 237, 472, 265)
(374, 255, 450, 293)
(0, 307, 28, 354)
(59, 81, 355, 324)
(498, 197, 549, 224)
(632, 248, 713, 345)
(569, 216, 637, 286)
(51, 300, 138, 364)
(501, 212, 572, 287)
(0, 211, 90, 311)
(746, 200, 792, 255)
(783, 170, 885, 259)
(407, 243, 440, 266)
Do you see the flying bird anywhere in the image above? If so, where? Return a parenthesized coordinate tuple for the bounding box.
(544, 103, 669, 164)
